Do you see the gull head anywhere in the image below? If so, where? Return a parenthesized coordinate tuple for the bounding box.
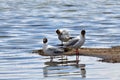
(56, 29, 62, 35)
(81, 30, 86, 37)
(43, 37, 48, 44)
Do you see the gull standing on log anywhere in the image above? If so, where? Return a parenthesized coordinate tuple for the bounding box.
(42, 37, 65, 62)
(64, 30, 86, 61)
(56, 29, 73, 45)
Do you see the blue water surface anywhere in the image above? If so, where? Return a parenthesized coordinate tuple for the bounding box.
(0, 0, 120, 80)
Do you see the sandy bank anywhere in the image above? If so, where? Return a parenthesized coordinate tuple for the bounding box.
(32, 46, 120, 63)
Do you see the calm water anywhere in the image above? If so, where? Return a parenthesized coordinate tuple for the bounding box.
(0, 0, 120, 80)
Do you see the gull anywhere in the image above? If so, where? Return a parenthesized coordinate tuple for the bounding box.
(42, 37, 65, 62)
(64, 30, 86, 61)
(56, 29, 73, 45)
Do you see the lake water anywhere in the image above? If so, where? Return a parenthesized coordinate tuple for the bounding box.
(0, 0, 120, 80)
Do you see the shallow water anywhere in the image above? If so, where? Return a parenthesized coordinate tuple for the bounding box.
(0, 0, 120, 80)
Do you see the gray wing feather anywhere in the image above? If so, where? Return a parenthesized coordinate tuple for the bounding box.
(47, 47, 64, 54)
(65, 38, 79, 46)
(54, 50, 63, 53)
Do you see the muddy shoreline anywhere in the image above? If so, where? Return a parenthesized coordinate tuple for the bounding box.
(33, 46, 120, 63)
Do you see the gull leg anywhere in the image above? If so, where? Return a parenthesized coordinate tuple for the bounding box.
(76, 48, 79, 62)
(77, 48, 79, 60)
(61, 41, 64, 46)
(61, 55, 64, 60)
(65, 55, 68, 60)
(76, 48, 79, 64)
(50, 56, 53, 62)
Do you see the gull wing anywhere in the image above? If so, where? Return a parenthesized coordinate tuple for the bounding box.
(65, 38, 79, 46)
(47, 47, 64, 54)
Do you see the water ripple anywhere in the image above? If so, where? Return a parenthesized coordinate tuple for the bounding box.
(0, 0, 120, 80)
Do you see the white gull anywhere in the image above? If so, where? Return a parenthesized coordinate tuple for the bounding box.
(42, 37, 64, 61)
(64, 30, 86, 61)
(56, 29, 73, 45)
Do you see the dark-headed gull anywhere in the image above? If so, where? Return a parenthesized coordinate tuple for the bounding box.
(64, 30, 86, 61)
(56, 29, 73, 45)
(42, 37, 64, 62)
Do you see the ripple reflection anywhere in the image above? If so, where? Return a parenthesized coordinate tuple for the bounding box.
(43, 60, 86, 78)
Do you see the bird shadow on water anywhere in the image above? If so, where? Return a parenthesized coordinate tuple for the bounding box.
(43, 59, 86, 78)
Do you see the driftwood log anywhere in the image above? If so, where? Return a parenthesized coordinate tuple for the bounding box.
(32, 46, 120, 63)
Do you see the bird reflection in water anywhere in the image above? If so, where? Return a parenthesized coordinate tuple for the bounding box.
(43, 60, 86, 78)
